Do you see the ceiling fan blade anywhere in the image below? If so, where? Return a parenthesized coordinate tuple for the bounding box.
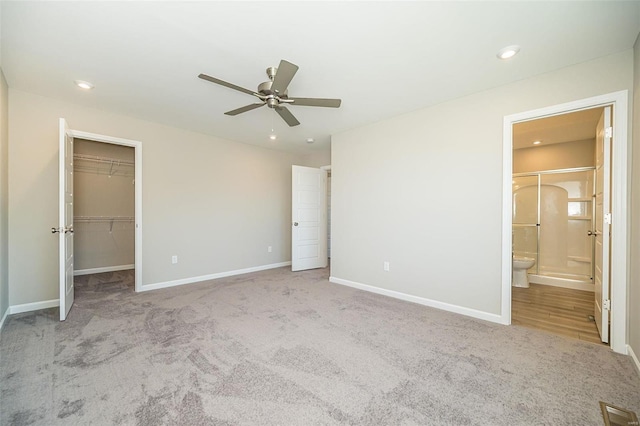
(288, 97, 342, 108)
(275, 106, 300, 127)
(224, 103, 265, 116)
(271, 60, 299, 95)
(198, 73, 257, 97)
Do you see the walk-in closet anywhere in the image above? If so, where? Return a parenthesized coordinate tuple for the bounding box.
(73, 139, 135, 290)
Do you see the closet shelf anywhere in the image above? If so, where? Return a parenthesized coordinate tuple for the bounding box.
(73, 154, 134, 177)
(74, 216, 134, 223)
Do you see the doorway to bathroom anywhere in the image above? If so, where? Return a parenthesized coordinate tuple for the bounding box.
(501, 91, 629, 354)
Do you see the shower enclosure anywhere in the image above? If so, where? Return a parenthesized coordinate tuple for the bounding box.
(512, 167, 595, 289)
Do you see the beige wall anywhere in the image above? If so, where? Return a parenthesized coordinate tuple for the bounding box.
(298, 148, 331, 168)
(331, 50, 633, 316)
(73, 140, 135, 271)
(630, 35, 640, 366)
(8, 89, 302, 305)
(0, 70, 8, 320)
(513, 139, 595, 174)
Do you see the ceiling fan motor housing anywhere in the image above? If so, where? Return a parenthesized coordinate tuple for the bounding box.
(258, 80, 288, 97)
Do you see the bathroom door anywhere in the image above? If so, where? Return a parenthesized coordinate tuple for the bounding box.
(57, 118, 75, 321)
(594, 106, 611, 343)
(291, 165, 327, 271)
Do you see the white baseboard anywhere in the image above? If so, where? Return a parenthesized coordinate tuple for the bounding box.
(528, 274, 594, 292)
(9, 299, 59, 315)
(329, 276, 503, 324)
(0, 306, 9, 333)
(140, 261, 292, 292)
(74, 264, 134, 276)
(629, 345, 640, 376)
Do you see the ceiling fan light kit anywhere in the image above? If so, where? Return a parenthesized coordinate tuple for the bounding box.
(199, 59, 342, 127)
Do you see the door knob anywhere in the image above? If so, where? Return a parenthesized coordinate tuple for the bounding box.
(293, 222, 299, 226)
(52, 226, 73, 234)
(587, 230, 593, 236)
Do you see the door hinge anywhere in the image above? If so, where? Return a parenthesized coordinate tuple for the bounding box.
(605, 127, 613, 138)
(604, 213, 612, 225)
(603, 299, 611, 310)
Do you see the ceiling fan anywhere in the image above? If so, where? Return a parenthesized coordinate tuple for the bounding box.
(198, 60, 341, 127)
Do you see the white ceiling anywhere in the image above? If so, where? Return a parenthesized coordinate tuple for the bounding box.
(2, 2, 639, 154)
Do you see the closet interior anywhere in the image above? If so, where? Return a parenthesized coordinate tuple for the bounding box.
(73, 139, 135, 282)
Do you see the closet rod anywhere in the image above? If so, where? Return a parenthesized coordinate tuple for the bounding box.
(74, 216, 134, 223)
(73, 153, 134, 166)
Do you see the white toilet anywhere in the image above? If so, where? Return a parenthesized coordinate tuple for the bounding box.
(512, 256, 535, 288)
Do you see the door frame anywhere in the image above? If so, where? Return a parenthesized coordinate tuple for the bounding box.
(69, 129, 143, 292)
(501, 90, 629, 354)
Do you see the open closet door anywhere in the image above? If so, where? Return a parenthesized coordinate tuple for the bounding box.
(57, 118, 75, 320)
(594, 106, 612, 343)
(291, 165, 327, 271)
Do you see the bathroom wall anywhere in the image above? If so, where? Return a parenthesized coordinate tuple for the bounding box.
(513, 139, 595, 173)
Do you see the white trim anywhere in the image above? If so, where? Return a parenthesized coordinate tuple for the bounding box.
(140, 262, 291, 292)
(528, 275, 594, 292)
(501, 115, 513, 326)
(69, 129, 143, 293)
(9, 299, 59, 315)
(502, 90, 629, 353)
(0, 306, 9, 332)
(628, 345, 640, 376)
(329, 276, 504, 324)
(74, 264, 134, 276)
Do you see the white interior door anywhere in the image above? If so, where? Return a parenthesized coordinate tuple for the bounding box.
(58, 118, 74, 320)
(292, 165, 327, 271)
(594, 106, 611, 343)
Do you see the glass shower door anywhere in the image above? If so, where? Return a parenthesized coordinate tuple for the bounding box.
(512, 175, 539, 272)
(539, 171, 593, 280)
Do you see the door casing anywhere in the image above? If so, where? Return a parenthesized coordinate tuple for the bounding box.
(501, 91, 629, 354)
(67, 127, 143, 292)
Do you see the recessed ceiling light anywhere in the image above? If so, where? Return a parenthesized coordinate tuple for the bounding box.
(306, 138, 314, 144)
(74, 80, 94, 90)
(533, 140, 541, 145)
(497, 45, 520, 60)
(269, 134, 277, 141)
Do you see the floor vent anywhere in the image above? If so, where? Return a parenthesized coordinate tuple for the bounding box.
(600, 401, 638, 426)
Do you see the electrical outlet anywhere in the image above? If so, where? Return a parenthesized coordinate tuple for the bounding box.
(384, 261, 390, 271)
(268, 246, 272, 253)
(172, 255, 178, 264)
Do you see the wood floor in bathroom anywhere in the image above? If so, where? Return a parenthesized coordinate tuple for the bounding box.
(512, 283, 604, 345)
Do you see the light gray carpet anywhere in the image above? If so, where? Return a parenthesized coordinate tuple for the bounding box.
(1, 266, 639, 425)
